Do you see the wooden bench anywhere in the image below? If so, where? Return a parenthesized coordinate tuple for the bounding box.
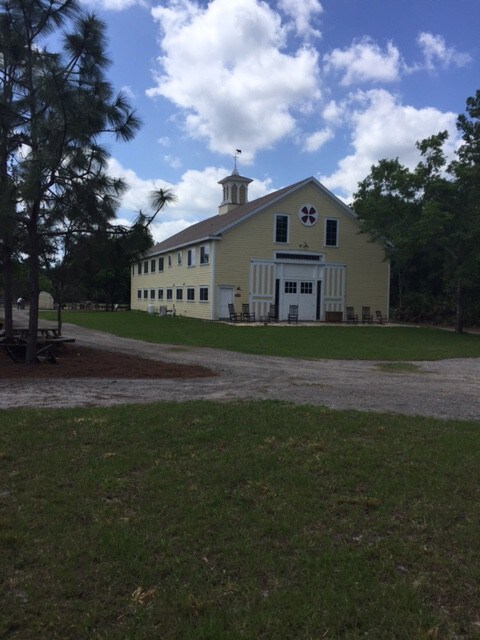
(325, 311, 343, 323)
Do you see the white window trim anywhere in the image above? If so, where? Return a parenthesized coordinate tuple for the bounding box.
(187, 248, 196, 267)
(324, 218, 339, 248)
(200, 245, 210, 265)
(274, 213, 289, 244)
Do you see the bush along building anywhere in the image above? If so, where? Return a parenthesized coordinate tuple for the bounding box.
(130, 170, 389, 322)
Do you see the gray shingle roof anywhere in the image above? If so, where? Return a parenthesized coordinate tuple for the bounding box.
(144, 176, 355, 257)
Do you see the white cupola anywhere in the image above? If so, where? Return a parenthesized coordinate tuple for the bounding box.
(218, 165, 253, 215)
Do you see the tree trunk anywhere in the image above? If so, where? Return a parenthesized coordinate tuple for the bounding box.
(56, 298, 63, 336)
(454, 283, 465, 334)
(2, 240, 14, 340)
(26, 215, 40, 364)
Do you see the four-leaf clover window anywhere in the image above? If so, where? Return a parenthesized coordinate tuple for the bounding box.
(298, 204, 318, 227)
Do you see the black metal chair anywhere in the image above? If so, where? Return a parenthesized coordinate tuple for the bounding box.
(242, 303, 255, 322)
(288, 305, 298, 324)
(228, 303, 242, 322)
(362, 306, 373, 324)
(267, 304, 277, 323)
(346, 306, 358, 324)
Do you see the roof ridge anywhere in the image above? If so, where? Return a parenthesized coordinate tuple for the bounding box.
(144, 177, 326, 256)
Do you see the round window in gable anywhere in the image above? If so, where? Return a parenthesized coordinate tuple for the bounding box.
(298, 204, 318, 227)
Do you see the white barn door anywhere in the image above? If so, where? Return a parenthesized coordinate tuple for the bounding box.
(249, 261, 276, 318)
(323, 265, 346, 318)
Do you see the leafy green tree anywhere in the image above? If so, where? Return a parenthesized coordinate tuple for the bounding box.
(353, 92, 480, 333)
(68, 188, 176, 311)
(0, 0, 141, 362)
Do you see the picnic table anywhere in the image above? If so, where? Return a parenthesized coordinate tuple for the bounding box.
(3, 328, 75, 363)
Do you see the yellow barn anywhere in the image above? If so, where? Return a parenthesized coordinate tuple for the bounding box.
(130, 171, 390, 322)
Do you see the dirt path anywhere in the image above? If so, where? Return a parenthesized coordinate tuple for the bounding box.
(1, 319, 479, 420)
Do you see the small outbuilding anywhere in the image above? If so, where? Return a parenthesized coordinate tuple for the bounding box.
(38, 291, 55, 310)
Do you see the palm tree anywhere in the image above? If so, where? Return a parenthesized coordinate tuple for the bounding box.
(147, 187, 178, 227)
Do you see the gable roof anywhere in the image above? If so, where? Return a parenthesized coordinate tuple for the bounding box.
(145, 176, 357, 257)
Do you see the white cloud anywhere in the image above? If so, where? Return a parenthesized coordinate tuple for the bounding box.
(79, 0, 145, 9)
(324, 37, 402, 86)
(148, 0, 321, 160)
(278, 0, 323, 40)
(321, 89, 459, 200)
(149, 219, 193, 244)
(163, 155, 182, 169)
(322, 100, 346, 126)
(107, 158, 162, 217)
(417, 32, 472, 72)
(304, 128, 333, 152)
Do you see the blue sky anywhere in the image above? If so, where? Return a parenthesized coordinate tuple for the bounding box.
(78, 0, 479, 242)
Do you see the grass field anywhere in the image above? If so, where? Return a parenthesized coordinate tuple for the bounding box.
(6, 311, 478, 637)
(41, 310, 480, 360)
(2, 401, 480, 639)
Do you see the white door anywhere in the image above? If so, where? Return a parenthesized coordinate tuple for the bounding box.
(218, 287, 234, 320)
(281, 280, 317, 320)
(298, 281, 316, 320)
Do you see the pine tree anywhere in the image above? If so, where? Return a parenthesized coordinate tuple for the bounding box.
(0, 0, 141, 362)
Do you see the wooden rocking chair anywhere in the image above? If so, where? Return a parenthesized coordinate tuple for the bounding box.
(242, 303, 255, 322)
(228, 303, 242, 322)
(288, 305, 298, 324)
(362, 306, 373, 324)
(346, 307, 358, 324)
(267, 304, 278, 323)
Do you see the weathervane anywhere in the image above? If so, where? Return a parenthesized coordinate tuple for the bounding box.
(233, 148, 242, 173)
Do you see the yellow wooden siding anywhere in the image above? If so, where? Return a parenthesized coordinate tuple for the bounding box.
(130, 182, 390, 320)
(130, 247, 214, 320)
(213, 184, 389, 317)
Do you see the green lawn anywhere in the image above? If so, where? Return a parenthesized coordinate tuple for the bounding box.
(6, 311, 477, 637)
(41, 310, 480, 360)
(2, 401, 480, 639)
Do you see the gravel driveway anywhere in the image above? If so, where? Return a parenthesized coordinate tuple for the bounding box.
(1, 320, 479, 421)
